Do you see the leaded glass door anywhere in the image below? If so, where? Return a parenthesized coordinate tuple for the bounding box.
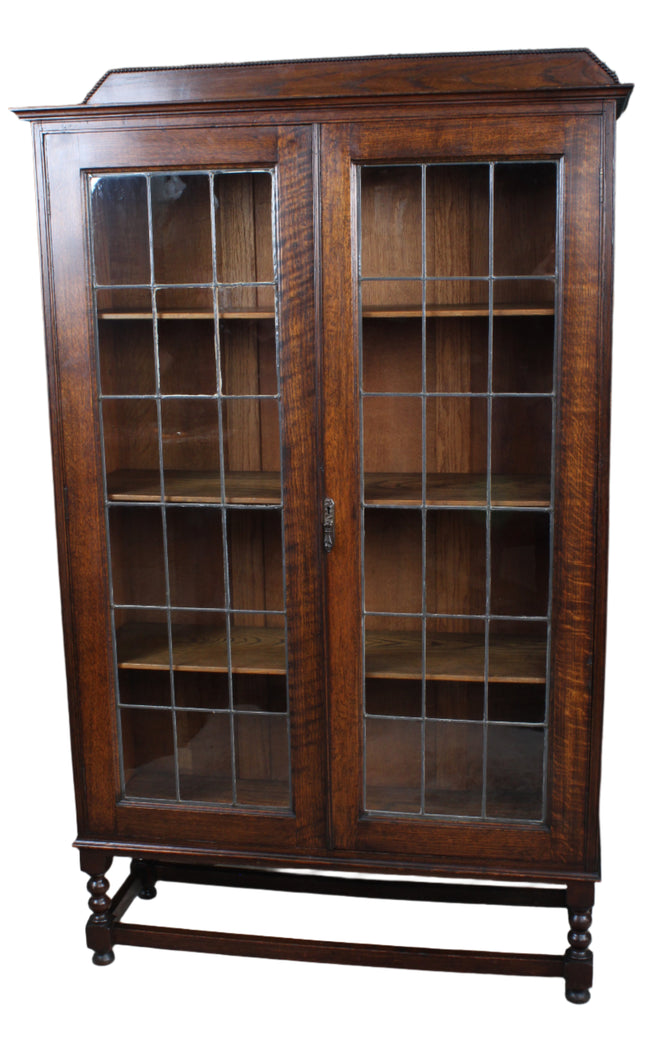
(53, 125, 325, 849)
(360, 159, 555, 823)
(324, 117, 603, 865)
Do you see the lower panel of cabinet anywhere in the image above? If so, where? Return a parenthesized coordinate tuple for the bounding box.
(79, 849, 596, 1004)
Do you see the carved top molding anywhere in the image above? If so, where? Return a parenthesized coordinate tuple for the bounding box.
(14, 49, 632, 120)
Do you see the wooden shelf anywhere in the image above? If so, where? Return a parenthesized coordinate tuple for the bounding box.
(118, 623, 545, 684)
(364, 473, 550, 508)
(108, 469, 282, 504)
(98, 305, 552, 321)
(362, 304, 554, 318)
(99, 309, 274, 320)
(108, 469, 548, 508)
(365, 630, 546, 683)
(118, 623, 286, 674)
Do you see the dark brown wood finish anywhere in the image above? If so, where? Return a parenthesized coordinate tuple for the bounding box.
(323, 112, 608, 870)
(18, 50, 631, 1001)
(39, 122, 324, 851)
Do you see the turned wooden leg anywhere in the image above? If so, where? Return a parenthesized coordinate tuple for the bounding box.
(80, 851, 115, 966)
(132, 858, 158, 901)
(564, 881, 594, 1004)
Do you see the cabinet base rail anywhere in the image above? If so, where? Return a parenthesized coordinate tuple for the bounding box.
(81, 853, 594, 1004)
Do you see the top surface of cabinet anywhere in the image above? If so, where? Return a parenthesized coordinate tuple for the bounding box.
(14, 49, 632, 118)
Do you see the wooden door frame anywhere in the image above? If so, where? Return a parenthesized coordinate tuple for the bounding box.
(39, 122, 326, 853)
(321, 110, 609, 874)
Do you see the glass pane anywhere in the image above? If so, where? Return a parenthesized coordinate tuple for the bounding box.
(221, 318, 277, 395)
(170, 612, 228, 673)
(363, 396, 422, 480)
(486, 724, 544, 819)
(157, 295, 217, 396)
(365, 616, 423, 681)
(174, 671, 229, 711)
(118, 668, 171, 708)
(426, 619, 485, 682)
(364, 510, 422, 614)
(489, 620, 548, 685)
(494, 163, 557, 276)
(214, 172, 274, 283)
(230, 616, 286, 675)
(365, 718, 422, 812)
(233, 674, 287, 713)
(97, 290, 155, 396)
(426, 397, 487, 480)
(362, 281, 422, 393)
(361, 166, 422, 277)
(365, 678, 422, 718)
(151, 174, 212, 284)
(166, 508, 225, 610)
(177, 711, 232, 803)
(161, 399, 220, 503)
(491, 512, 550, 616)
(121, 708, 175, 799)
(102, 399, 159, 502)
(493, 316, 554, 395)
(227, 510, 284, 613)
(91, 176, 150, 286)
(491, 396, 552, 494)
(426, 165, 489, 277)
(488, 683, 546, 724)
(362, 319, 422, 395)
(426, 315, 488, 393)
(115, 609, 169, 671)
(109, 506, 165, 607)
(234, 713, 290, 807)
(426, 681, 483, 721)
(426, 510, 486, 615)
(425, 721, 483, 816)
(218, 283, 275, 317)
(222, 398, 281, 503)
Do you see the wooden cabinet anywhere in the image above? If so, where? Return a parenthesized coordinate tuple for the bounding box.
(15, 49, 632, 1002)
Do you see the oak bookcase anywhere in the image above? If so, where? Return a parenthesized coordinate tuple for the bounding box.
(15, 49, 632, 1002)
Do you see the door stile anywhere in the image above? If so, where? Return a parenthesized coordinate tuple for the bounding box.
(320, 124, 363, 850)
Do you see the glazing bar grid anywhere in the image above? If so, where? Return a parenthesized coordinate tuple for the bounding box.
(90, 168, 291, 812)
(358, 161, 557, 824)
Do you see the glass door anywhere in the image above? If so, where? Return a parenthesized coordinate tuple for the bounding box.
(322, 116, 602, 865)
(52, 124, 325, 849)
(359, 161, 556, 823)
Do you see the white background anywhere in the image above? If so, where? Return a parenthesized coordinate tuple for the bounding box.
(1, 4, 643, 1056)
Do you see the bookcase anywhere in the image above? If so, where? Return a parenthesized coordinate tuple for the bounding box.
(15, 48, 632, 1002)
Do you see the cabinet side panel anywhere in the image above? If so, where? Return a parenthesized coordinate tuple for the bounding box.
(42, 132, 118, 835)
(32, 125, 89, 833)
(550, 114, 605, 865)
(584, 103, 616, 874)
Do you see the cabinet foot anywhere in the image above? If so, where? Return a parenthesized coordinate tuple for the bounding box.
(564, 882, 593, 1005)
(92, 950, 116, 966)
(81, 852, 115, 967)
(565, 986, 590, 1005)
(132, 858, 158, 901)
